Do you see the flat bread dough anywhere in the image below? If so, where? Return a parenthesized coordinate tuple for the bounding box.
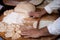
(29, 0, 43, 5)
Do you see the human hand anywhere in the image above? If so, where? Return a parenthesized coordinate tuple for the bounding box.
(21, 29, 41, 38)
(21, 27, 50, 38)
(29, 8, 47, 18)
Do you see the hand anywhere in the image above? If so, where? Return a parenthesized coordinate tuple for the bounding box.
(21, 27, 51, 38)
(21, 29, 41, 38)
(29, 8, 47, 18)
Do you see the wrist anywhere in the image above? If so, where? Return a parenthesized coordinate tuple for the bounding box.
(39, 8, 47, 18)
(41, 8, 47, 16)
(43, 8, 47, 14)
(39, 27, 51, 37)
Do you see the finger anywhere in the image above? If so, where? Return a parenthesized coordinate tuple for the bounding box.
(24, 36, 31, 38)
(21, 30, 30, 33)
(29, 12, 35, 17)
(21, 32, 30, 36)
(34, 14, 40, 18)
(21, 33, 30, 36)
(29, 13, 34, 17)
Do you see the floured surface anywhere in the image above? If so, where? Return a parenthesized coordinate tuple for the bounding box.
(0, 2, 36, 40)
(0, 18, 36, 40)
(2, 12, 29, 24)
(0, 13, 36, 39)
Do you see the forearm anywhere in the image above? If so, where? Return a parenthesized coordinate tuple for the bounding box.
(39, 27, 52, 37)
(39, 17, 60, 37)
